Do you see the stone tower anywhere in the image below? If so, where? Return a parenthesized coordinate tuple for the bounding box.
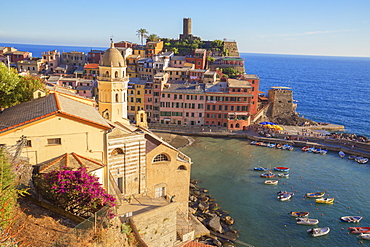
(98, 41, 129, 124)
(179, 18, 193, 40)
(268, 87, 297, 118)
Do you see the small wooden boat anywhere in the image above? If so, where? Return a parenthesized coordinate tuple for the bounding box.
(290, 211, 309, 217)
(276, 144, 282, 149)
(254, 167, 269, 171)
(339, 151, 345, 158)
(260, 172, 275, 178)
(302, 146, 310, 152)
(305, 192, 325, 198)
(358, 233, 370, 240)
(340, 216, 363, 223)
(316, 197, 334, 204)
(278, 173, 289, 178)
(348, 155, 357, 160)
(307, 227, 330, 237)
(273, 167, 290, 172)
(250, 141, 257, 145)
(264, 180, 278, 185)
(277, 194, 291, 201)
(267, 143, 276, 148)
(320, 149, 328, 155)
(348, 227, 370, 234)
(357, 158, 369, 164)
(296, 218, 319, 225)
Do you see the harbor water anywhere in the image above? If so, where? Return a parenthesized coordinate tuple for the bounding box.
(182, 137, 370, 247)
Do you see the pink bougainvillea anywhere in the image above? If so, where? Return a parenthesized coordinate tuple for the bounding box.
(35, 167, 115, 218)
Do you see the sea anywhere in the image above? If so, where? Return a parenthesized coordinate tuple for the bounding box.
(3, 43, 370, 246)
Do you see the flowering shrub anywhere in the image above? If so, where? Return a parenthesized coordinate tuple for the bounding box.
(35, 167, 116, 218)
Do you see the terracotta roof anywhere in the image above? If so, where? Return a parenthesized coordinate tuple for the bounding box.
(35, 152, 104, 174)
(0, 93, 110, 134)
(84, 63, 99, 69)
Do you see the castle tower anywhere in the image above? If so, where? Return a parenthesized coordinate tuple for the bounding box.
(268, 87, 297, 118)
(98, 41, 129, 124)
(180, 18, 194, 40)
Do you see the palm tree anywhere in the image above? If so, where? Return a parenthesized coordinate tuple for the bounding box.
(136, 28, 149, 45)
(147, 33, 160, 42)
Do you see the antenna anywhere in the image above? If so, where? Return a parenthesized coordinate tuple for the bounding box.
(110, 35, 114, 42)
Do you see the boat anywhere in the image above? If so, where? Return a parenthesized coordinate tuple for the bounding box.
(254, 167, 269, 171)
(340, 216, 363, 223)
(276, 144, 282, 149)
(277, 191, 294, 196)
(278, 173, 289, 178)
(250, 141, 257, 145)
(316, 197, 334, 204)
(273, 166, 290, 172)
(305, 192, 325, 198)
(348, 155, 357, 160)
(313, 148, 321, 154)
(264, 180, 278, 185)
(358, 233, 370, 240)
(307, 227, 330, 237)
(320, 149, 328, 155)
(296, 218, 319, 225)
(290, 211, 309, 217)
(302, 146, 310, 152)
(277, 193, 291, 201)
(339, 151, 345, 158)
(348, 227, 370, 234)
(308, 147, 316, 153)
(260, 172, 275, 178)
(267, 143, 276, 148)
(357, 158, 369, 164)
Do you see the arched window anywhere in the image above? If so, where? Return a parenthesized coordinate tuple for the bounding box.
(105, 71, 109, 77)
(111, 148, 124, 155)
(230, 124, 234, 129)
(177, 165, 187, 171)
(115, 93, 119, 102)
(153, 154, 170, 162)
(115, 71, 119, 78)
(236, 123, 240, 128)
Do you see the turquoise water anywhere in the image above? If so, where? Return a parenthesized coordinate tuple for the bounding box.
(182, 137, 370, 247)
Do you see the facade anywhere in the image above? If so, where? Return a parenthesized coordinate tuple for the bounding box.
(208, 57, 245, 73)
(40, 50, 61, 74)
(17, 58, 42, 74)
(186, 49, 207, 69)
(84, 63, 99, 79)
(126, 54, 141, 78)
(62, 51, 88, 67)
(267, 86, 297, 118)
(146, 41, 163, 58)
(88, 50, 104, 64)
(127, 78, 146, 122)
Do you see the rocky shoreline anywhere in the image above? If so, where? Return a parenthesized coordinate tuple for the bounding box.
(189, 179, 238, 247)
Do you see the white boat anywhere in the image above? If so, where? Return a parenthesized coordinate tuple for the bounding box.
(278, 173, 289, 178)
(296, 218, 319, 225)
(307, 227, 330, 237)
(359, 233, 370, 240)
(264, 180, 278, 185)
(339, 151, 345, 158)
(320, 149, 328, 155)
(277, 194, 291, 201)
(340, 216, 363, 223)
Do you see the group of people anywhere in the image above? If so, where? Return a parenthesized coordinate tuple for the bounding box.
(328, 132, 368, 143)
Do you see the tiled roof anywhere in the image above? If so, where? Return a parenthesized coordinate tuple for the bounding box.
(84, 63, 99, 69)
(181, 241, 214, 247)
(0, 93, 110, 134)
(35, 152, 104, 174)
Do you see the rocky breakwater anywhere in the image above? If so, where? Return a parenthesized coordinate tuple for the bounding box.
(189, 180, 238, 247)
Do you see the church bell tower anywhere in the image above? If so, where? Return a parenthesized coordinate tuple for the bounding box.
(98, 40, 129, 124)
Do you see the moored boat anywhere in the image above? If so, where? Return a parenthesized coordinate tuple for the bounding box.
(358, 233, 370, 240)
(302, 146, 310, 152)
(260, 172, 275, 178)
(277, 193, 291, 201)
(348, 155, 357, 160)
(340, 216, 363, 223)
(254, 167, 269, 171)
(316, 197, 334, 204)
(348, 227, 370, 234)
(357, 158, 369, 164)
(290, 211, 309, 217)
(273, 166, 290, 172)
(296, 218, 319, 225)
(307, 227, 330, 237)
(320, 149, 328, 155)
(264, 180, 278, 185)
(277, 191, 294, 196)
(278, 173, 289, 178)
(339, 151, 345, 158)
(305, 192, 325, 198)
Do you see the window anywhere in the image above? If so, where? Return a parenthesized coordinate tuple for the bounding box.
(47, 138, 61, 145)
(177, 165, 187, 170)
(111, 148, 124, 155)
(153, 154, 170, 162)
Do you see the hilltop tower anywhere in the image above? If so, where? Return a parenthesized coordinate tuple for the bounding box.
(98, 40, 129, 124)
(179, 18, 193, 40)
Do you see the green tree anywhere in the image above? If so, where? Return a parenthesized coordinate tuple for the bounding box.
(0, 149, 17, 228)
(221, 67, 241, 78)
(0, 63, 46, 109)
(136, 28, 149, 45)
(211, 39, 223, 49)
(171, 47, 179, 54)
(147, 33, 160, 42)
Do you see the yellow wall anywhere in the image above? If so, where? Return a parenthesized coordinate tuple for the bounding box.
(145, 143, 191, 214)
(0, 115, 107, 165)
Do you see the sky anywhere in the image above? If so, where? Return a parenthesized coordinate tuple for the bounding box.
(2, 0, 370, 57)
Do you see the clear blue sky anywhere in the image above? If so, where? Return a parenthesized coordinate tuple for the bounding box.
(2, 0, 370, 57)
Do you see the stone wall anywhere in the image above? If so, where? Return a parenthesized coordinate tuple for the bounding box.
(223, 42, 240, 57)
(131, 202, 178, 247)
(268, 88, 295, 118)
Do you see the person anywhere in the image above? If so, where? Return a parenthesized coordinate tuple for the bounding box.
(170, 195, 176, 202)
(128, 196, 132, 203)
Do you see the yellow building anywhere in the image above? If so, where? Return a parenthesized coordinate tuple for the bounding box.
(146, 41, 163, 57)
(127, 78, 146, 122)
